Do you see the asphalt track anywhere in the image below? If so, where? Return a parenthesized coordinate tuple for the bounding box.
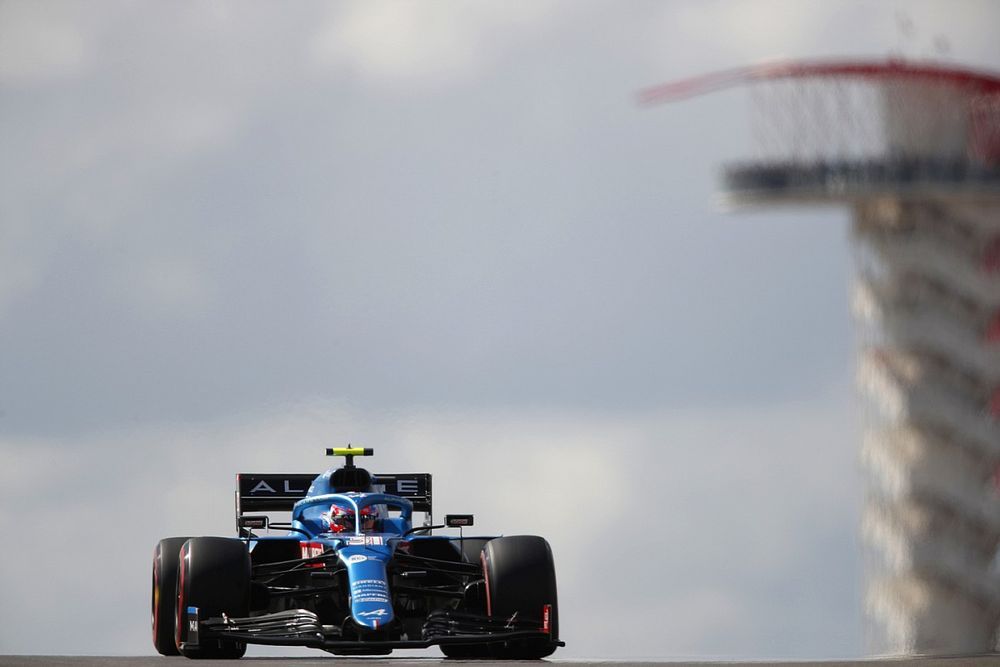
(2, 657, 999, 667)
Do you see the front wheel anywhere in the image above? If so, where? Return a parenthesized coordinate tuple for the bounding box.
(175, 537, 250, 659)
(482, 535, 559, 659)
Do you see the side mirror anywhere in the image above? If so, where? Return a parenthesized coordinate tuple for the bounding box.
(239, 515, 269, 530)
(445, 514, 474, 528)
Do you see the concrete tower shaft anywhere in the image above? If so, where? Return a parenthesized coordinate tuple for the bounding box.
(855, 196, 1000, 653)
(643, 59, 1000, 654)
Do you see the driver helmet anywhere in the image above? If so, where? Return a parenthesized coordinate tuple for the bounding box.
(327, 504, 378, 533)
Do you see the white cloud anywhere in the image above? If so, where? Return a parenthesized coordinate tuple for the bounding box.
(0, 11, 247, 319)
(308, 1, 555, 87)
(650, 0, 1000, 79)
(0, 2, 94, 85)
(672, 0, 824, 60)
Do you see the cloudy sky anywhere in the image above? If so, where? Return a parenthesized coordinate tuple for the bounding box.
(1, 0, 998, 659)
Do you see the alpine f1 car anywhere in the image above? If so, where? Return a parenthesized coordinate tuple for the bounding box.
(152, 448, 561, 658)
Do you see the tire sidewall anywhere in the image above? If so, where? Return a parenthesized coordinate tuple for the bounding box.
(482, 535, 559, 658)
(175, 537, 250, 658)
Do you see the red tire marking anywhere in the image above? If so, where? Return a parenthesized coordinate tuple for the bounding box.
(152, 546, 159, 645)
(480, 550, 492, 617)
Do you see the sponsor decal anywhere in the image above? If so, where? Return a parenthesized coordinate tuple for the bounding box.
(186, 606, 200, 645)
(250, 480, 275, 494)
(346, 554, 367, 564)
(397, 479, 419, 494)
(350, 578, 391, 604)
(301, 542, 324, 567)
(358, 609, 389, 617)
(248, 478, 308, 494)
(347, 536, 384, 546)
(542, 604, 552, 634)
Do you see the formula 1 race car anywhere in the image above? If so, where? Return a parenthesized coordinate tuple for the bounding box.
(151, 448, 561, 659)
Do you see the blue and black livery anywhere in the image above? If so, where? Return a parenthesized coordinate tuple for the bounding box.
(151, 448, 561, 659)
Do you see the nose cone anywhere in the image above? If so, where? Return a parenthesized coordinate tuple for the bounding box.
(340, 546, 394, 629)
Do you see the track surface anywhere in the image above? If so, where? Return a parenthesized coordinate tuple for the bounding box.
(2, 658, 999, 667)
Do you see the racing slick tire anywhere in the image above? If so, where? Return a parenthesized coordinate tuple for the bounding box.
(175, 537, 250, 659)
(481, 535, 559, 659)
(152, 537, 192, 655)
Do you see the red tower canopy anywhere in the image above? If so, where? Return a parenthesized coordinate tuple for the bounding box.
(641, 58, 1000, 167)
(638, 58, 1000, 105)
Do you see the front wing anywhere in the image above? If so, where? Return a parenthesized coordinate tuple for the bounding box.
(184, 607, 563, 654)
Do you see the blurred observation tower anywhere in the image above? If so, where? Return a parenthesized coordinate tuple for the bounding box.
(642, 60, 1000, 654)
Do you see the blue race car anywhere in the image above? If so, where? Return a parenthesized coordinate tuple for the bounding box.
(151, 448, 561, 659)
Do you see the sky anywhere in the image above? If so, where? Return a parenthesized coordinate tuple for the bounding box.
(1, 0, 999, 659)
